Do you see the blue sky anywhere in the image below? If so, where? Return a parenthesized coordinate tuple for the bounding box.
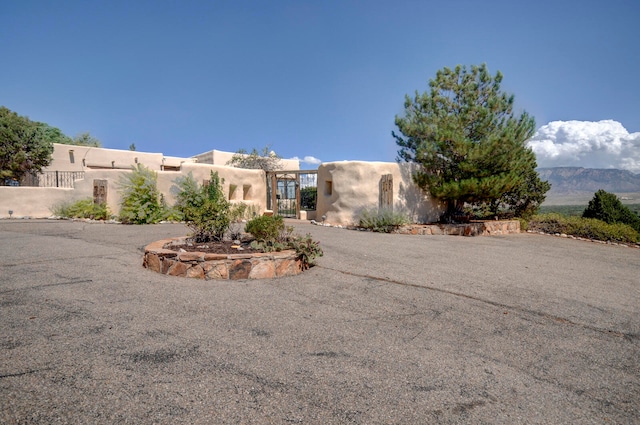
(2, 0, 639, 169)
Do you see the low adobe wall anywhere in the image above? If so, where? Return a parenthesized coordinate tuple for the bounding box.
(143, 237, 302, 280)
(316, 161, 444, 226)
(394, 220, 521, 236)
(0, 187, 77, 218)
(0, 164, 267, 219)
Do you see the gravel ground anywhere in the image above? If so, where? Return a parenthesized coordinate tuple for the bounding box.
(0, 219, 638, 424)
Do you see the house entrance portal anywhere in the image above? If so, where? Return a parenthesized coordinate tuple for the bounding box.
(266, 171, 317, 219)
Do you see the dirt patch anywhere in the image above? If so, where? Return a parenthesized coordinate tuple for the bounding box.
(163, 240, 264, 255)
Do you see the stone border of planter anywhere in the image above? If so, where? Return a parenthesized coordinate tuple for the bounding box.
(143, 237, 303, 280)
(393, 220, 521, 236)
(311, 219, 521, 236)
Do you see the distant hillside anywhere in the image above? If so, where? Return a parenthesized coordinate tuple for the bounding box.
(537, 167, 640, 205)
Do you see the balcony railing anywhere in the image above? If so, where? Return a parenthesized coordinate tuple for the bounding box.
(2, 171, 85, 188)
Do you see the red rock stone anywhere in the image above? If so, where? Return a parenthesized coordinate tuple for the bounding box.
(204, 262, 229, 280)
(227, 253, 253, 260)
(178, 252, 204, 262)
(167, 261, 189, 277)
(161, 258, 173, 274)
(186, 265, 205, 279)
(249, 260, 276, 279)
(229, 259, 251, 279)
(145, 253, 161, 272)
(204, 253, 226, 261)
(276, 258, 302, 277)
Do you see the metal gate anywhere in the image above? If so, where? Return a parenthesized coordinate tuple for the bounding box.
(266, 171, 317, 218)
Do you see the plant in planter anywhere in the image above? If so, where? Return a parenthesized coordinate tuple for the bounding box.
(171, 174, 324, 267)
(172, 171, 231, 242)
(245, 214, 323, 269)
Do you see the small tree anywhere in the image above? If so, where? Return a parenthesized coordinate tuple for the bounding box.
(583, 189, 640, 232)
(499, 163, 551, 220)
(118, 164, 165, 224)
(226, 146, 283, 171)
(38, 124, 73, 145)
(479, 152, 551, 220)
(172, 172, 202, 222)
(73, 132, 101, 147)
(172, 171, 231, 242)
(0, 106, 54, 184)
(394, 64, 548, 221)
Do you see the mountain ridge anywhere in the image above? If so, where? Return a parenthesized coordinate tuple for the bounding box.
(537, 167, 640, 204)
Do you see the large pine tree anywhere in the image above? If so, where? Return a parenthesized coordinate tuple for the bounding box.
(394, 64, 548, 220)
(0, 106, 54, 183)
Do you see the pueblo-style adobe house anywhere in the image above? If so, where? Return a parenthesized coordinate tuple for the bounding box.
(0, 144, 444, 224)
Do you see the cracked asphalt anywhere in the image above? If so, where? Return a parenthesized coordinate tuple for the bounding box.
(0, 219, 638, 424)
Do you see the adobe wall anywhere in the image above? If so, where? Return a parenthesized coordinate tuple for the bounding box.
(164, 163, 267, 209)
(0, 164, 267, 219)
(0, 187, 78, 218)
(46, 144, 181, 172)
(316, 161, 444, 225)
(191, 149, 300, 170)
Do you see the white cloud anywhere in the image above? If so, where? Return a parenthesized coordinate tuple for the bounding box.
(527, 120, 640, 173)
(291, 155, 322, 165)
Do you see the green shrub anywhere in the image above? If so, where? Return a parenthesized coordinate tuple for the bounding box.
(229, 203, 248, 223)
(357, 207, 409, 232)
(517, 217, 529, 232)
(155, 194, 183, 222)
(529, 213, 638, 244)
(583, 190, 640, 232)
(171, 173, 202, 222)
(245, 215, 285, 244)
(52, 198, 110, 220)
(172, 171, 230, 242)
(300, 186, 317, 210)
(288, 233, 323, 269)
(118, 164, 165, 224)
(245, 214, 324, 268)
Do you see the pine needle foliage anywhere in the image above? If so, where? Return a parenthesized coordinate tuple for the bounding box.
(394, 64, 549, 220)
(583, 190, 640, 232)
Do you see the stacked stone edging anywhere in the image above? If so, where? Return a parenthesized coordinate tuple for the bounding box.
(143, 237, 303, 280)
(311, 219, 520, 236)
(394, 220, 521, 236)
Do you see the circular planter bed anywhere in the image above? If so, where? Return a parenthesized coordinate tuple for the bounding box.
(143, 236, 303, 280)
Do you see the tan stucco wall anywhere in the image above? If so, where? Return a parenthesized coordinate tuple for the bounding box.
(0, 163, 268, 219)
(46, 144, 195, 172)
(0, 187, 78, 218)
(164, 163, 267, 211)
(192, 149, 300, 170)
(316, 161, 443, 225)
(3, 145, 440, 223)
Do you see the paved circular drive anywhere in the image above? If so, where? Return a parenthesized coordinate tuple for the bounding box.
(0, 219, 638, 423)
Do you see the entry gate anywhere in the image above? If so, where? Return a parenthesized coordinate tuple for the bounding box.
(266, 171, 317, 218)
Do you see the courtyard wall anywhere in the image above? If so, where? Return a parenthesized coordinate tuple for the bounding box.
(0, 163, 267, 219)
(316, 161, 444, 225)
(2, 146, 443, 225)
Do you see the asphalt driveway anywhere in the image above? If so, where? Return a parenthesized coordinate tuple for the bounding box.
(0, 219, 638, 424)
